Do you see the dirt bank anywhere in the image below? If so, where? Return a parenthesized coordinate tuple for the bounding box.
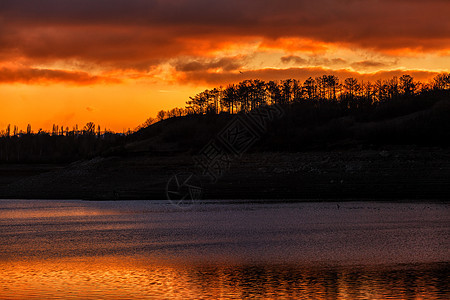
(1, 147, 449, 200)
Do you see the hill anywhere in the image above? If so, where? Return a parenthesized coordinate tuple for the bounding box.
(1, 90, 450, 200)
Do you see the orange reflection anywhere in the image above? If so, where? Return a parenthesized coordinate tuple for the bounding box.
(0, 256, 447, 299)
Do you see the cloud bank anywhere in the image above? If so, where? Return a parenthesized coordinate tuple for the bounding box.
(0, 0, 448, 84)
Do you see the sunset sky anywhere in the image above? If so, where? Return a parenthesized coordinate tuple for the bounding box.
(1, 0, 449, 132)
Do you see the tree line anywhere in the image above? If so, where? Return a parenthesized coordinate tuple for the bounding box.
(150, 73, 450, 120)
(0, 122, 126, 163)
(141, 72, 450, 151)
(2, 72, 449, 162)
(0, 122, 125, 138)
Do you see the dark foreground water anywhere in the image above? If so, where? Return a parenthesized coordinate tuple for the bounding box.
(0, 200, 448, 299)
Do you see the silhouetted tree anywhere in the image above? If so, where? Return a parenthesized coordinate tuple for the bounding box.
(292, 79, 302, 102)
(303, 77, 316, 100)
(387, 76, 400, 99)
(399, 75, 415, 96)
(83, 122, 95, 135)
(156, 110, 166, 121)
(221, 84, 237, 113)
(343, 77, 360, 99)
(281, 79, 293, 104)
(433, 73, 450, 90)
(266, 80, 282, 105)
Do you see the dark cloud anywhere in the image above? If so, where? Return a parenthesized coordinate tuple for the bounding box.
(351, 60, 390, 69)
(174, 57, 244, 72)
(281, 55, 347, 66)
(0, 0, 448, 67)
(0, 0, 447, 86)
(281, 55, 308, 65)
(0, 26, 179, 70)
(329, 58, 347, 65)
(0, 67, 118, 84)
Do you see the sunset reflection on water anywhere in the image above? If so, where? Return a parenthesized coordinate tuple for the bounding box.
(0, 200, 448, 299)
(1, 257, 448, 299)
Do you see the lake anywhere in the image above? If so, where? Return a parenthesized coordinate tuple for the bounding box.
(0, 200, 449, 299)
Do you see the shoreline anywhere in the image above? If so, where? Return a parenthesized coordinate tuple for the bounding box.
(1, 147, 449, 201)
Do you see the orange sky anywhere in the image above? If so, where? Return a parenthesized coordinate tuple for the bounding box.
(1, 0, 449, 132)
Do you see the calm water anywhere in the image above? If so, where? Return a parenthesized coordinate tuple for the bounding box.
(0, 200, 448, 299)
